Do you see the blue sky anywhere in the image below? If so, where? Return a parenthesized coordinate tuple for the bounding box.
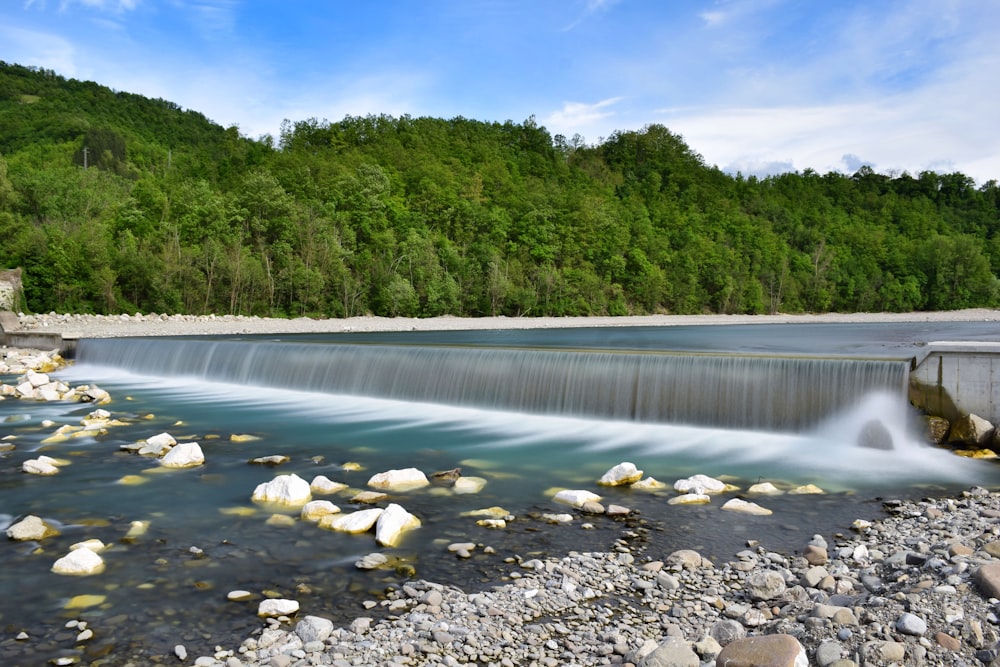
(3, 0, 999, 184)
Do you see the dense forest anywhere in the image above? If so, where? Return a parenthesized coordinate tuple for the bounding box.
(1, 62, 998, 317)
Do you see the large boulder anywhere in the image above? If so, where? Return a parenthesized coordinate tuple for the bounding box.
(857, 419, 894, 450)
(375, 503, 422, 547)
(367, 468, 429, 492)
(251, 474, 312, 507)
(948, 413, 994, 446)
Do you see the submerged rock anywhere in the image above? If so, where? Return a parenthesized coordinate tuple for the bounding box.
(857, 419, 894, 450)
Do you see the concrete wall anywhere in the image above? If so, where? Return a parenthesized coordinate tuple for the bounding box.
(910, 342, 1000, 423)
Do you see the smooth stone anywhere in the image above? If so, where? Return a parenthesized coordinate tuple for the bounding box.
(673, 473, 726, 494)
(320, 508, 384, 533)
(721, 498, 772, 515)
(553, 489, 602, 507)
(295, 615, 334, 643)
(22, 458, 60, 475)
(249, 455, 290, 465)
(310, 475, 349, 494)
(974, 560, 1000, 598)
(300, 500, 340, 522)
(747, 482, 784, 495)
(65, 594, 106, 609)
(258, 598, 299, 617)
(630, 476, 667, 490)
(789, 484, 824, 495)
(251, 473, 312, 506)
(715, 634, 808, 667)
(668, 493, 711, 505)
(895, 612, 927, 636)
(6, 514, 60, 541)
(355, 553, 389, 570)
(52, 547, 105, 575)
(453, 476, 488, 494)
(227, 590, 253, 601)
(597, 461, 644, 486)
(351, 490, 389, 504)
(375, 503, 421, 547)
(160, 442, 205, 468)
(637, 635, 698, 666)
(367, 467, 429, 491)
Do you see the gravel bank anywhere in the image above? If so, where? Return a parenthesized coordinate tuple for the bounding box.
(198, 489, 1000, 667)
(14, 308, 1000, 339)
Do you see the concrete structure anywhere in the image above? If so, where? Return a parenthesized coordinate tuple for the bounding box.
(910, 342, 1000, 424)
(0, 311, 74, 356)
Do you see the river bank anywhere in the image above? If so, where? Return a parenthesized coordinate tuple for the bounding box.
(4, 313, 1000, 666)
(13, 308, 1000, 339)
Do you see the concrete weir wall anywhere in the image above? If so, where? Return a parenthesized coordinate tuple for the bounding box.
(910, 342, 1000, 424)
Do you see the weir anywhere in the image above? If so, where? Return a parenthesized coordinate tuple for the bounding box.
(74, 338, 911, 432)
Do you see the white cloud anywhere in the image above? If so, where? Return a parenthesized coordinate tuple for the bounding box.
(0, 25, 78, 76)
(545, 97, 624, 131)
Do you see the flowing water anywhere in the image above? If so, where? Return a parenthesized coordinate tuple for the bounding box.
(1, 322, 997, 664)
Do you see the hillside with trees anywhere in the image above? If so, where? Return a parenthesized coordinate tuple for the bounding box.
(1, 62, 997, 317)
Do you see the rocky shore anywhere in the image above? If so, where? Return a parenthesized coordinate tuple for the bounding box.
(184, 488, 1000, 667)
(5, 312, 1000, 666)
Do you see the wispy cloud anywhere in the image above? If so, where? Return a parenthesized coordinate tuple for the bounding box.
(0, 25, 79, 75)
(545, 97, 623, 130)
(562, 0, 620, 32)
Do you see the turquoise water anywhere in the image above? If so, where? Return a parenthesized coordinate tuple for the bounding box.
(2, 323, 997, 664)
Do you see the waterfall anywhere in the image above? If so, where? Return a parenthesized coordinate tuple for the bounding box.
(74, 338, 910, 432)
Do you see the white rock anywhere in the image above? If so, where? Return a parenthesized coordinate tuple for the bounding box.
(144, 432, 177, 450)
(70, 538, 107, 552)
(747, 482, 784, 495)
(553, 489, 602, 507)
(6, 515, 60, 541)
(319, 508, 384, 533)
(721, 498, 773, 516)
(367, 467, 429, 491)
(375, 503, 422, 547)
(668, 493, 711, 505)
(300, 500, 340, 522)
(630, 476, 667, 490)
(160, 442, 205, 468)
(310, 475, 348, 494)
(597, 462, 644, 486)
(251, 474, 312, 507)
(674, 474, 726, 494)
(22, 458, 59, 475)
(258, 598, 299, 617)
(453, 476, 487, 494)
(52, 547, 105, 575)
(26, 371, 50, 387)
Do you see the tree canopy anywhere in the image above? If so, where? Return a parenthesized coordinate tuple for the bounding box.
(1, 61, 997, 317)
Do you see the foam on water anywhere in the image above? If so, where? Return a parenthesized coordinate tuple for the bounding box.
(56, 364, 987, 492)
